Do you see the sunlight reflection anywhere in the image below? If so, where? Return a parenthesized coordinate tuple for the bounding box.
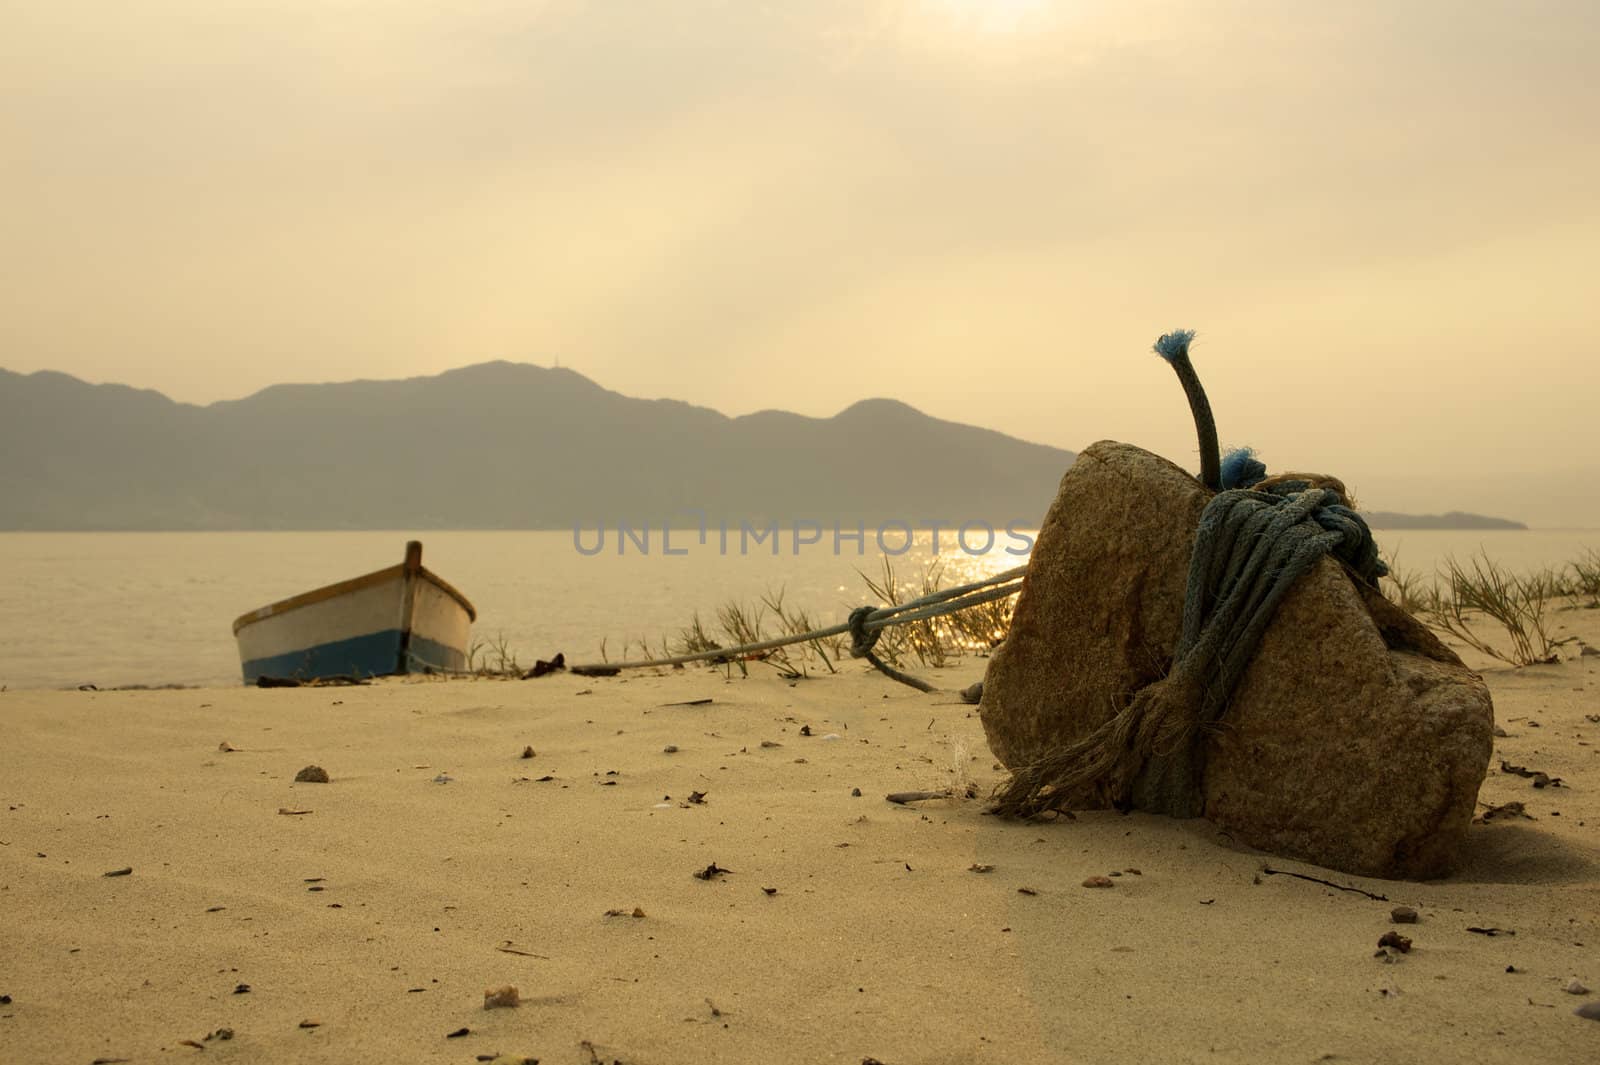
(922, 0, 1054, 35)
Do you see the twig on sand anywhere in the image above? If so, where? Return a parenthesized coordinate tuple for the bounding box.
(496, 944, 550, 959)
(1260, 865, 1388, 901)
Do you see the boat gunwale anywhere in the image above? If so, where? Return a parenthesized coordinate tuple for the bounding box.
(231, 564, 477, 635)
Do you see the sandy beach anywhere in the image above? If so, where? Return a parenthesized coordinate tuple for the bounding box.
(4, 619, 1598, 1064)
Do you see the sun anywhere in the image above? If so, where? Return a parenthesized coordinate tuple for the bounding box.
(927, 0, 1052, 34)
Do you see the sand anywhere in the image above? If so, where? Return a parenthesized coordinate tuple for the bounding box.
(3, 622, 1599, 1064)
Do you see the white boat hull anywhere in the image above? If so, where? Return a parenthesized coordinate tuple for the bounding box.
(233, 542, 475, 683)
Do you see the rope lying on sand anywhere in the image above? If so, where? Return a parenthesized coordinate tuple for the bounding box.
(562, 564, 1029, 690)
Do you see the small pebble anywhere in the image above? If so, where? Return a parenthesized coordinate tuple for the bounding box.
(483, 985, 520, 1009)
(1564, 978, 1590, 995)
(663, 745, 679, 754)
(520, 746, 535, 759)
(1390, 905, 1419, 924)
(851, 787, 862, 797)
(294, 765, 330, 783)
(299, 1019, 321, 1029)
(218, 741, 238, 752)
(1377, 931, 1412, 953)
(1575, 1001, 1600, 1021)
(1082, 876, 1114, 889)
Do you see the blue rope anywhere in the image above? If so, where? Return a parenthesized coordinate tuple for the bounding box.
(1219, 446, 1267, 490)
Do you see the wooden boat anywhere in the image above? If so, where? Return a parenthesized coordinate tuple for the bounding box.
(232, 541, 476, 684)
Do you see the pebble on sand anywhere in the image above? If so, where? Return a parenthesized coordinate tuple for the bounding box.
(294, 765, 330, 783)
(1083, 876, 1114, 889)
(1390, 905, 1419, 924)
(484, 985, 520, 1009)
(1377, 931, 1412, 954)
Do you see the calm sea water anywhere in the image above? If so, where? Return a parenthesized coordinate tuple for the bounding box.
(1, 528, 1595, 690)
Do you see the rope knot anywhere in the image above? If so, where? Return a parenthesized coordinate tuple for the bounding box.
(847, 606, 880, 658)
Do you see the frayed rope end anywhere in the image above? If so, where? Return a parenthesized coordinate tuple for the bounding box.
(1152, 329, 1196, 364)
(1220, 447, 1267, 491)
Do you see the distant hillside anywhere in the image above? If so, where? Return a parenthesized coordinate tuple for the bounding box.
(1361, 511, 1527, 531)
(0, 363, 1077, 531)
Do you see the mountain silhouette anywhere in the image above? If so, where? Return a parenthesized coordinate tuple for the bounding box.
(0, 362, 1077, 530)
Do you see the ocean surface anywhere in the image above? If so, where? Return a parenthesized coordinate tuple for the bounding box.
(1, 528, 1596, 690)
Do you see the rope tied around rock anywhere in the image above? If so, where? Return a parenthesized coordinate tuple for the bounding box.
(991, 479, 1387, 820)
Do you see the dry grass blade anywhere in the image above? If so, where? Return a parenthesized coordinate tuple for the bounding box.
(1378, 550, 1432, 616)
(467, 631, 523, 677)
(1566, 548, 1600, 607)
(1421, 552, 1559, 666)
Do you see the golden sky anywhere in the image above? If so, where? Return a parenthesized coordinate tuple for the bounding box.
(4, 1, 1598, 522)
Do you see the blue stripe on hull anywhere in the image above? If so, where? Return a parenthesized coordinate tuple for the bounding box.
(241, 630, 467, 683)
(405, 633, 469, 675)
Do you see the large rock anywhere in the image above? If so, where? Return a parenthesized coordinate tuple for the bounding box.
(979, 441, 1494, 880)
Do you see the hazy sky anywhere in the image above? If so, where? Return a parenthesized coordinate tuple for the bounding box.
(4, 1, 1599, 522)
